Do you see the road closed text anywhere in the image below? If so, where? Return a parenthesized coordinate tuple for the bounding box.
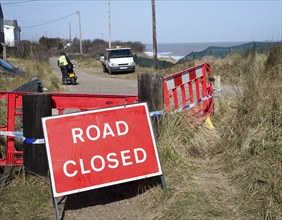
(63, 148, 147, 177)
(71, 120, 129, 143)
(61, 120, 148, 177)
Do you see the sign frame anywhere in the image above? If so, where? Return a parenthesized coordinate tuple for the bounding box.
(42, 102, 164, 198)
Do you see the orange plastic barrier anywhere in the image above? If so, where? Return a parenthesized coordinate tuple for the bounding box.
(163, 63, 213, 117)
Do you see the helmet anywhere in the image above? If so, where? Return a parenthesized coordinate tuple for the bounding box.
(61, 52, 66, 56)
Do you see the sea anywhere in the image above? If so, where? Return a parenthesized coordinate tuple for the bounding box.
(145, 41, 248, 61)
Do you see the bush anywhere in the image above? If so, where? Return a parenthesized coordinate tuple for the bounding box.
(5, 37, 146, 62)
(7, 41, 50, 63)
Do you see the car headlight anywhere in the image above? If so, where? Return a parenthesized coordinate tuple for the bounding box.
(129, 62, 135, 66)
(109, 63, 118, 67)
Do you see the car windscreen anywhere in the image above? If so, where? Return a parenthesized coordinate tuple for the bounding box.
(108, 49, 133, 58)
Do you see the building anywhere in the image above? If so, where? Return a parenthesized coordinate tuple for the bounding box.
(4, 20, 21, 47)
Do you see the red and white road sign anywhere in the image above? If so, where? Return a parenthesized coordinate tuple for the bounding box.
(42, 103, 163, 198)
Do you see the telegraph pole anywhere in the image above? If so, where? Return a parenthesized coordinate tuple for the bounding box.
(151, 0, 158, 71)
(69, 22, 72, 42)
(108, 0, 112, 48)
(76, 11, 83, 54)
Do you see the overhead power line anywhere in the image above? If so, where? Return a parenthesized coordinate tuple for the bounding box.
(21, 12, 76, 29)
(1, 0, 155, 2)
(1, 0, 39, 4)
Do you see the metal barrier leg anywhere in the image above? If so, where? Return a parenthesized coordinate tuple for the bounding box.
(53, 197, 61, 220)
(160, 174, 166, 191)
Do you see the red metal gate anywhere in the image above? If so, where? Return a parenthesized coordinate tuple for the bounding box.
(0, 92, 138, 166)
(163, 63, 213, 117)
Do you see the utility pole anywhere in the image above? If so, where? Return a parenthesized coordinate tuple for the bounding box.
(76, 11, 83, 54)
(108, 0, 112, 48)
(69, 22, 72, 42)
(151, 0, 158, 71)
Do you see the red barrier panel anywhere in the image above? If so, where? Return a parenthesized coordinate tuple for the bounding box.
(163, 63, 213, 117)
(0, 92, 138, 166)
(50, 93, 138, 115)
(0, 92, 23, 166)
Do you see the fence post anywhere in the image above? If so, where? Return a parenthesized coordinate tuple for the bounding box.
(138, 73, 163, 133)
(22, 94, 52, 176)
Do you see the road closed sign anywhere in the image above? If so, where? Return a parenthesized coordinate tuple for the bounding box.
(42, 103, 163, 198)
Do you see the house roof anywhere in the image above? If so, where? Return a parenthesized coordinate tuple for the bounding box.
(4, 20, 19, 27)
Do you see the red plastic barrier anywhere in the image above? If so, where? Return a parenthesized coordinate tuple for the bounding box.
(163, 63, 213, 117)
(0, 92, 138, 166)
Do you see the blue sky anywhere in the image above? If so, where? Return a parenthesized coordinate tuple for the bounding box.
(1, 0, 281, 44)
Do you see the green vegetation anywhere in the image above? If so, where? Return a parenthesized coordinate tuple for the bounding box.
(0, 44, 281, 219)
(7, 37, 145, 61)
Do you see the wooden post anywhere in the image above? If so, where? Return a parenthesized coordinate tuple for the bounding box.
(151, 0, 158, 71)
(22, 94, 52, 176)
(138, 73, 163, 133)
(138, 73, 166, 190)
(138, 73, 163, 112)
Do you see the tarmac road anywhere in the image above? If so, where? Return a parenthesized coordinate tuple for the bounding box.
(49, 57, 138, 95)
(49, 57, 239, 104)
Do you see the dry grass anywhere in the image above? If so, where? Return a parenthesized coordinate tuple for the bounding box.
(5, 58, 62, 92)
(217, 45, 282, 219)
(143, 114, 228, 219)
(157, 113, 221, 159)
(0, 167, 54, 219)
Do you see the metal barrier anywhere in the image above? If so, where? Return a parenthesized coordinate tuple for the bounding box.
(0, 92, 138, 166)
(163, 63, 213, 117)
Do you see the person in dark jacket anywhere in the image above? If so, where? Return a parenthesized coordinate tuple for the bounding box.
(58, 52, 72, 84)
